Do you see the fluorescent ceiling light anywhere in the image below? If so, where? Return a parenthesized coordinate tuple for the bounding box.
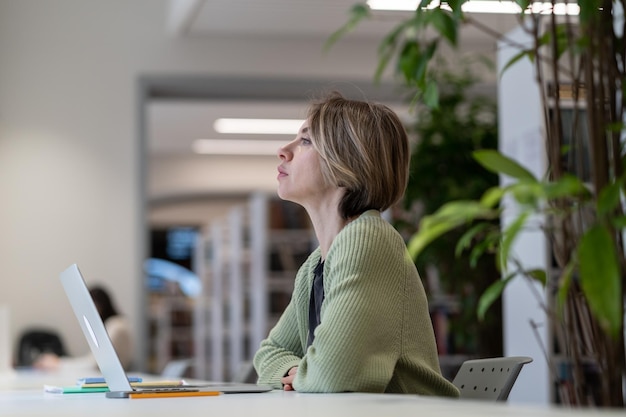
(214, 118, 304, 135)
(367, 0, 580, 15)
(462, 1, 524, 13)
(192, 139, 284, 155)
(367, 0, 421, 11)
(527, 2, 580, 14)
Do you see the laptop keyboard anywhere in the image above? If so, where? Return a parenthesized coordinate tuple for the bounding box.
(136, 387, 199, 393)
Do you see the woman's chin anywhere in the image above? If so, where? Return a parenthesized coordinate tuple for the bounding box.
(276, 187, 290, 201)
(276, 190, 297, 205)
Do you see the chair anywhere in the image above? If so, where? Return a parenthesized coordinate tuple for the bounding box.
(233, 361, 257, 384)
(16, 328, 66, 367)
(161, 358, 193, 378)
(452, 356, 533, 401)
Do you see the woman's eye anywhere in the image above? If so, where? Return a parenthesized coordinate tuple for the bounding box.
(301, 137, 312, 145)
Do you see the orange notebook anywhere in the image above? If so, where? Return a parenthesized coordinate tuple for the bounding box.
(128, 391, 221, 399)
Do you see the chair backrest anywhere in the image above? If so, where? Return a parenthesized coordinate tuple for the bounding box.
(452, 356, 533, 401)
(161, 358, 193, 378)
(17, 328, 66, 366)
(233, 361, 257, 384)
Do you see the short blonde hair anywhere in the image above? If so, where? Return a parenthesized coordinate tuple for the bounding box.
(307, 92, 409, 219)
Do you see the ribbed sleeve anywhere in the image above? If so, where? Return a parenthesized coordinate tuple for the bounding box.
(253, 210, 460, 397)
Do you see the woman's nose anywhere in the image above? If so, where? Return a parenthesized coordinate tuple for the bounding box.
(278, 143, 291, 160)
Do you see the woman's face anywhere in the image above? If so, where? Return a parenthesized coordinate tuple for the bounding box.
(276, 121, 333, 207)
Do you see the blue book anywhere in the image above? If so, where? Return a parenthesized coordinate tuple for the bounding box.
(77, 376, 142, 386)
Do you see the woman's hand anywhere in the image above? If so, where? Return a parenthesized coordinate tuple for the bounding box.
(281, 366, 298, 391)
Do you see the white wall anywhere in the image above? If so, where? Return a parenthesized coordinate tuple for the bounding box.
(149, 154, 278, 200)
(0, 0, 384, 365)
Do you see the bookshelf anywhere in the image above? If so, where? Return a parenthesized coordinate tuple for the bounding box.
(191, 192, 314, 381)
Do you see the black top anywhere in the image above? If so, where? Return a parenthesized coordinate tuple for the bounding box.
(307, 259, 325, 347)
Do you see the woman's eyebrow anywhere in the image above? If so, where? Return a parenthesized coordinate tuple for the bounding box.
(301, 127, 309, 135)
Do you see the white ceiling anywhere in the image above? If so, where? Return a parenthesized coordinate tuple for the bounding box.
(184, 0, 409, 39)
(148, 0, 521, 224)
(173, 0, 518, 42)
(151, 0, 520, 156)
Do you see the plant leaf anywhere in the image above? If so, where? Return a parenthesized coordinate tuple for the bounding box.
(510, 181, 543, 207)
(407, 200, 496, 258)
(578, 225, 623, 338)
(422, 79, 439, 109)
(607, 121, 625, 133)
(500, 49, 534, 77)
(578, 0, 598, 24)
(418, 0, 431, 8)
(597, 181, 622, 215)
(556, 261, 574, 316)
(407, 217, 460, 259)
(324, 3, 370, 52)
(470, 228, 501, 269)
(398, 40, 422, 82)
(446, 0, 466, 20)
(543, 174, 590, 200)
(479, 186, 505, 208)
(469, 238, 494, 268)
(455, 222, 491, 257)
(499, 211, 529, 273)
(473, 150, 537, 182)
(429, 200, 494, 221)
(428, 8, 458, 46)
(526, 268, 547, 286)
(478, 273, 515, 321)
(611, 215, 626, 229)
(374, 20, 412, 81)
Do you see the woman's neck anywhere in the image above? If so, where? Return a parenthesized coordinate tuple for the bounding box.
(310, 212, 349, 260)
(303, 193, 350, 260)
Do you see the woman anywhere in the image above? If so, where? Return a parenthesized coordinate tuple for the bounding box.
(88, 286, 133, 370)
(253, 92, 459, 396)
(34, 286, 133, 371)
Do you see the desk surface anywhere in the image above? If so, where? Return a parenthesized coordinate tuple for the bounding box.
(1, 388, 625, 417)
(1, 371, 623, 417)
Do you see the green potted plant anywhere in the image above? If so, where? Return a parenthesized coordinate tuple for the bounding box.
(331, 0, 625, 407)
(393, 61, 502, 360)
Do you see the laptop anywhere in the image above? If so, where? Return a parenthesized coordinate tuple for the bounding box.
(59, 263, 272, 398)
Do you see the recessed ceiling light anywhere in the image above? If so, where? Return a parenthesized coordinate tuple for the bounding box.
(192, 139, 285, 155)
(213, 118, 304, 135)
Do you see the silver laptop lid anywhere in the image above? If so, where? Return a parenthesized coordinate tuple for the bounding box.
(59, 264, 133, 392)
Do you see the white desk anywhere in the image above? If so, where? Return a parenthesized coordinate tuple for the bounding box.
(0, 387, 625, 417)
(1, 370, 624, 417)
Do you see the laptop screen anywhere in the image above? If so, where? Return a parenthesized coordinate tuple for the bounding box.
(59, 264, 133, 392)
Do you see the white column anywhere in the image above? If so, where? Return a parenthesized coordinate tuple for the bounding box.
(193, 231, 207, 379)
(498, 26, 550, 405)
(210, 223, 224, 381)
(228, 207, 244, 380)
(0, 306, 13, 376)
(249, 193, 268, 359)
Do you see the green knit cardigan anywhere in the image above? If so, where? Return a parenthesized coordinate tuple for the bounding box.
(253, 210, 460, 397)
